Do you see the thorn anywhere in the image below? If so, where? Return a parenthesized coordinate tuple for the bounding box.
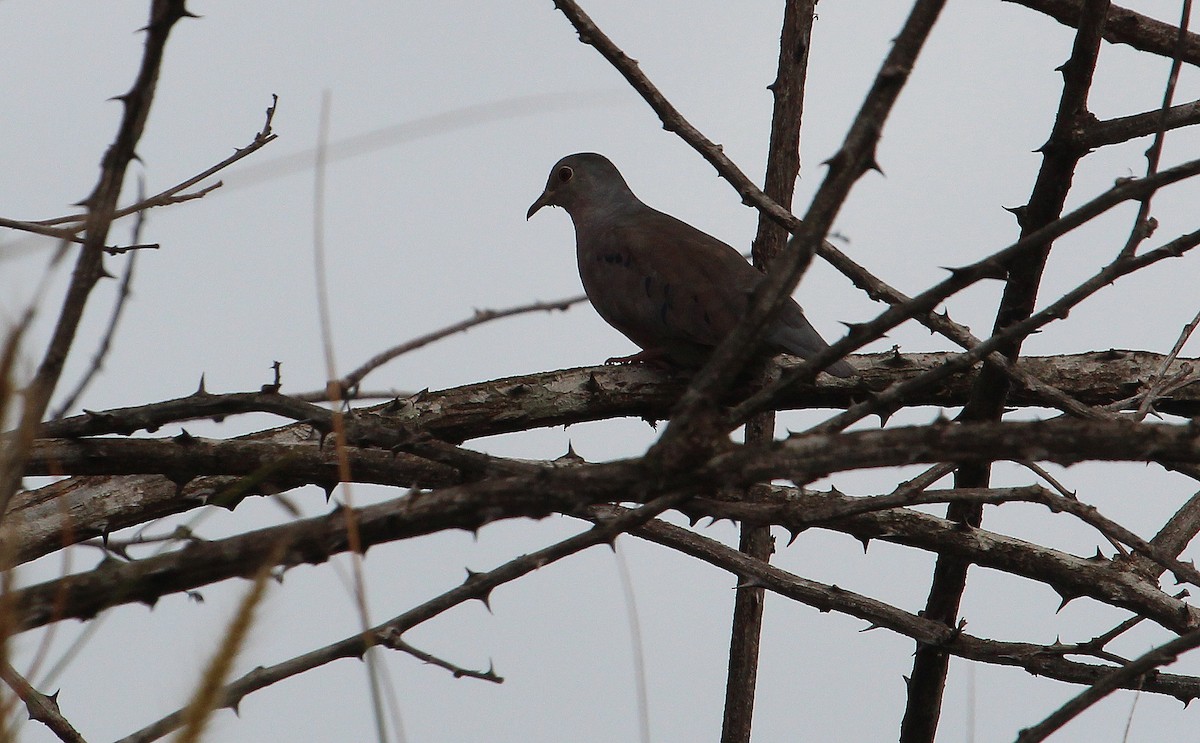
(262, 361, 283, 394)
(734, 576, 768, 590)
(556, 443, 585, 464)
(195, 374, 208, 395)
(881, 348, 909, 368)
(167, 473, 193, 496)
(857, 535, 871, 552)
(173, 428, 197, 445)
(1055, 592, 1078, 612)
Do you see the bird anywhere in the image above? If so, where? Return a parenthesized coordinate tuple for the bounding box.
(527, 152, 854, 377)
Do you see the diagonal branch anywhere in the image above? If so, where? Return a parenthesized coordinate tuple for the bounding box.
(1016, 627, 1200, 742)
(0, 0, 194, 520)
(902, 3, 1113, 737)
(111, 491, 688, 743)
(588, 504, 1200, 700)
(1010, 0, 1200, 64)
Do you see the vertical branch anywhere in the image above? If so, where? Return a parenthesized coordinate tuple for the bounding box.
(0, 0, 193, 519)
(899, 2, 1111, 741)
(722, 4, 815, 743)
(656, 0, 948, 462)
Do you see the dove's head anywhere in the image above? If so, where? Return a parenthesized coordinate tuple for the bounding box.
(527, 152, 637, 220)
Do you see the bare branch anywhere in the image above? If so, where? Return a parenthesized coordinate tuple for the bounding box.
(0, 663, 87, 743)
(1016, 627, 1200, 742)
(113, 491, 691, 743)
(316, 294, 587, 399)
(1009, 0, 1200, 65)
(590, 504, 1200, 700)
(0, 0, 195, 519)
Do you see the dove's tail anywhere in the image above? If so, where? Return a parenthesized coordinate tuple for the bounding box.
(768, 307, 856, 378)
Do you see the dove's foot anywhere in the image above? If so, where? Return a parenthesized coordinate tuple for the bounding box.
(605, 348, 671, 368)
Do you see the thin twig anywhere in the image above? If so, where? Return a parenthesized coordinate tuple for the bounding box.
(114, 491, 693, 743)
(377, 635, 501, 683)
(315, 294, 586, 399)
(777, 228, 1200, 436)
(33, 97, 278, 230)
(0, 0, 193, 521)
(0, 663, 87, 743)
(50, 181, 147, 419)
(1015, 627, 1200, 743)
(1117, 0, 1192, 259)
(1134, 305, 1200, 420)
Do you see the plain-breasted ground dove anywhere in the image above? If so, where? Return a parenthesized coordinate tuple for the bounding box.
(527, 152, 854, 378)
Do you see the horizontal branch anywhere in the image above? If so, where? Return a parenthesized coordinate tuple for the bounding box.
(1081, 98, 1200, 149)
(36, 350, 1200, 444)
(11, 352, 1199, 565)
(23, 436, 462, 490)
(13, 419, 1200, 633)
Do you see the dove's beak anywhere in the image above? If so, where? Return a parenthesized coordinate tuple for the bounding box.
(526, 190, 553, 220)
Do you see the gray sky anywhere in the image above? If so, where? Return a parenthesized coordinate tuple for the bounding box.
(5, 2, 1200, 741)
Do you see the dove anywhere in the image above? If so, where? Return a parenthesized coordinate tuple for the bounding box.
(527, 152, 854, 377)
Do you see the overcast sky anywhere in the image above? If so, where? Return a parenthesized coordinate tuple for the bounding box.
(4, 2, 1200, 741)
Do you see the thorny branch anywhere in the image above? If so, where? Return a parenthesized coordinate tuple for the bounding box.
(0, 0, 194, 521)
(8, 1, 1200, 740)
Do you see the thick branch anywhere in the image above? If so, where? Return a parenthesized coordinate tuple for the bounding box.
(15, 419, 1200, 633)
(1010, 0, 1200, 64)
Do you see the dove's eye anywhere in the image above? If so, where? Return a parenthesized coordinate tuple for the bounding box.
(556, 166, 574, 183)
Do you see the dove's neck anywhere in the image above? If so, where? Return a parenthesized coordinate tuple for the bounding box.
(567, 189, 647, 228)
